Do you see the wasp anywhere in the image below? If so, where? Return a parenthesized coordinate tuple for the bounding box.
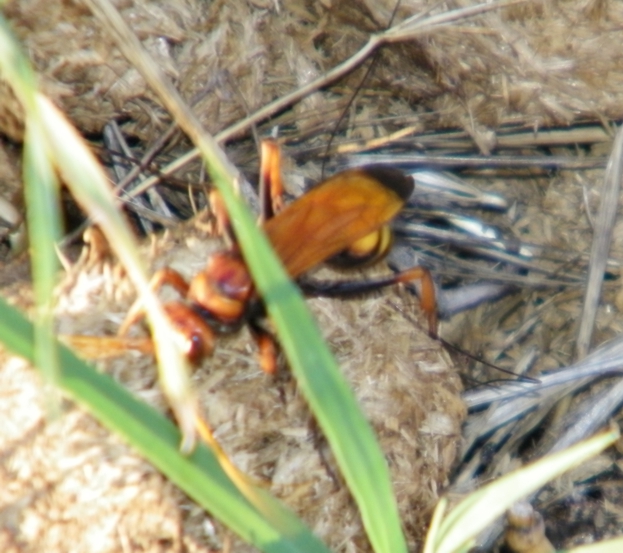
(115, 139, 437, 374)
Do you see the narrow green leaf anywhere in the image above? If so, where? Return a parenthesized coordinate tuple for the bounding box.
(431, 429, 619, 553)
(0, 14, 332, 553)
(0, 296, 331, 553)
(2, 7, 409, 552)
(0, 15, 37, 110)
(228, 198, 407, 553)
(79, 1, 409, 548)
(0, 0, 63, 414)
(22, 123, 63, 413)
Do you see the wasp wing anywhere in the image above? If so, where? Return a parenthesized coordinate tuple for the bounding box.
(264, 166, 414, 278)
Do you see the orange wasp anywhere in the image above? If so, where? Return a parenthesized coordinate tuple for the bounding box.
(117, 139, 437, 374)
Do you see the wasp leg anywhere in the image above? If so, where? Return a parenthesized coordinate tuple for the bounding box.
(162, 301, 216, 364)
(258, 138, 285, 223)
(247, 317, 280, 375)
(118, 267, 191, 336)
(208, 189, 237, 248)
(62, 334, 155, 359)
(394, 266, 437, 336)
(300, 266, 438, 337)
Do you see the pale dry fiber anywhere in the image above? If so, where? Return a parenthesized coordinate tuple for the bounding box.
(3, 0, 623, 146)
(1, 217, 464, 552)
(0, 350, 200, 553)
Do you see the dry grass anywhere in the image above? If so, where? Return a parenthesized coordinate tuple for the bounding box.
(3, 0, 623, 551)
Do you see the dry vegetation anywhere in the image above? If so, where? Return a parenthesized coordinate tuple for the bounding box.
(2, 0, 623, 551)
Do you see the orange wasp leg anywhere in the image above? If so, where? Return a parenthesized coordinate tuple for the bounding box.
(394, 266, 438, 337)
(118, 268, 216, 363)
(230, 138, 284, 373)
(247, 318, 280, 375)
(208, 188, 236, 248)
(118, 267, 191, 337)
(208, 138, 284, 242)
(61, 334, 155, 359)
(258, 138, 285, 223)
(300, 265, 438, 337)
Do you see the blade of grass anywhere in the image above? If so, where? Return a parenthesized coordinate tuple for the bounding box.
(82, 2, 409, 552)
(35, 94, 200, 453)
(1, 12, 199, 450)
(0, 6, 63, 417)
(0, 14, 334, 552)
(0, 296, 331, 553)
(426, 428, 619, 553)
(30, 78, 332, 545)
(22, 122, 63, 415)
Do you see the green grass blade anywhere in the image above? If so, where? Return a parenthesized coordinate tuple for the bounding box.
(35, 94, 200, 451)
(80, 2, 409, 550)
(0, 9, 199, 451)
(0, 13, 333, 552)
(0, 296, 331, 553)
(22, 123, 63, 412)
(229, 199, 406, 553)
(1, 1, 62, 414)
(428, 429, 619, 553)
